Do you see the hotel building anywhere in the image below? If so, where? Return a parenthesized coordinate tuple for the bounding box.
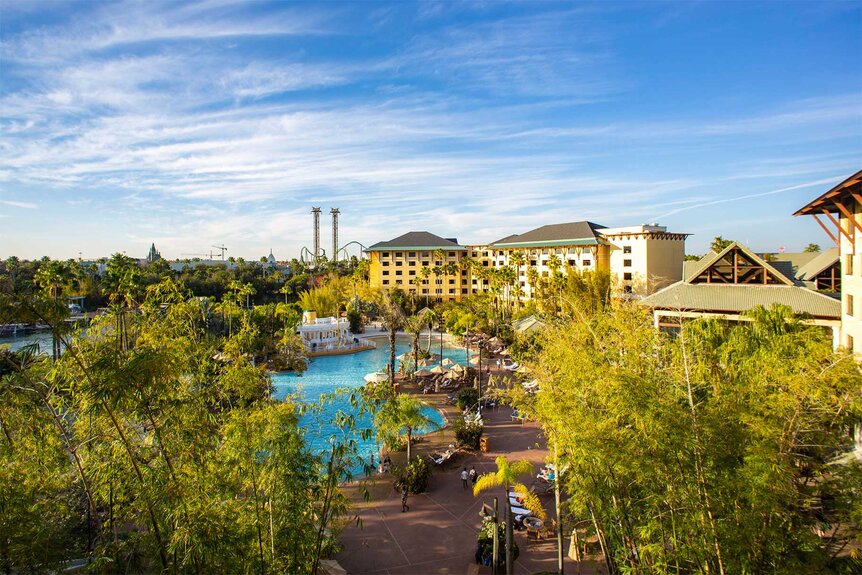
(366, 231, 469, 303)
(366, 221, 688, 302)
(795, 169, 862, 353)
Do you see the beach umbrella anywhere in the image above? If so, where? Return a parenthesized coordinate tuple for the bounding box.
(414, 369, 432, 377)
(441, 357, 455, 367)
(396, 352, 412, 361)
(418, 358, 434, 367)
(469, 356, 481, 365)
(444, 369, 460, 379)
(364, 371, 388, 383)
(430, 365, 446, 374)
(450, 362, 464, 372)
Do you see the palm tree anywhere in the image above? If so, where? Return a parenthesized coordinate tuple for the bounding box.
(375, 394, 439, 462)
(403, 312, 427, 377)
(509, 251, 525, 310)
(378, 290, 405, 389)
(473, 455, 542, 575)
(34, 260, 74, 361)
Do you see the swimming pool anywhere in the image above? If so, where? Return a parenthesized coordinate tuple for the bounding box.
(272, 338, 470, 473)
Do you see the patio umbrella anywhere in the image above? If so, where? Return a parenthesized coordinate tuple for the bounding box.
(441, 357, 456, 367)
(450, 362, 464, 372)
(445, 369, 460, 379)
(469, 356, 481, 365)
(418, 358, 434, 367)
(430, 365, 446, 374)
(364, 371, 388, 383)
(414, 369, 433, 377)
(396, 352, 412, 361)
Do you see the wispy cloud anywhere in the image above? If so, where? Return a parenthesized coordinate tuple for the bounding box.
(0, 200, 38, 209)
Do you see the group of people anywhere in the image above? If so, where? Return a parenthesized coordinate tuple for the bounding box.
(460, 466, 478, 489)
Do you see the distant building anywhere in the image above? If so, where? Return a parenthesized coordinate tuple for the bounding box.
(640, 242, 840, 343)
(297, 309, 373, 355)
(267, 249, 277, 267)
(366, 221, 688, 302)
(147, 243, 162, 263)
(473, 222, 688, 298)
(366, 232, 469, 303)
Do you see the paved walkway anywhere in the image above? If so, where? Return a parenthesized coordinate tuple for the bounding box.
(336, 400, 603, 575)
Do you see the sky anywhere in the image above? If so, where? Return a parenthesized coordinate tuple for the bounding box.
(1, 0, 860, 262)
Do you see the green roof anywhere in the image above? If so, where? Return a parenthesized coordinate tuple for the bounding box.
(640, 283, 840, 319)
(795, 247, 839, 281)
(490, 221, 606, 248)
(366, 231, 467, 252)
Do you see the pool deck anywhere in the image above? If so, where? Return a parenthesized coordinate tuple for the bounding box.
(335, 368, 605, 575)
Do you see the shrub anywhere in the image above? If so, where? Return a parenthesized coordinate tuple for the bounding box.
(346, 308, 362, 333)
(453, 417, 483, 450)
(455, 387, 479, 411)
(393, 456, 431, 493)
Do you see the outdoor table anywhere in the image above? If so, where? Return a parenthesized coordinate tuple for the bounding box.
(523, 516, 544, 539)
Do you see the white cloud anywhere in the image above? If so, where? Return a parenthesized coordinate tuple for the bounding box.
(0, 200, 38, 209)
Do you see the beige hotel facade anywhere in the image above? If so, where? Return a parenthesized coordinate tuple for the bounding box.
(366, 221, 688, 303)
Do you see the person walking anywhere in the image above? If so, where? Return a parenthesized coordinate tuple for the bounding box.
(469, 466, 477, 487)
(401, 485, 409, 512)
(461, 467, 469, 489)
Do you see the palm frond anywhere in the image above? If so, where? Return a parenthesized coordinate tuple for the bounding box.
(473, 473, 501, 496)
(513, 483, 546, 521)
(510, 459, 534, 478)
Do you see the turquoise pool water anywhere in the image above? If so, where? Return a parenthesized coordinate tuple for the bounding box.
(272, 338, 470, 473)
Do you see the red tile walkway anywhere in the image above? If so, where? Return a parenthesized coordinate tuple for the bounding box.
(336, 404, 603, 575)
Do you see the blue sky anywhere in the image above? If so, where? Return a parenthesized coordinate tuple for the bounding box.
(1, 0, 860, 261)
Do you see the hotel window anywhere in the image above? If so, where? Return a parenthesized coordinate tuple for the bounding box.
(448, 251, 455, 257)
(422, 251, 429, 257)
(530, 260, 537, 266)
(382, 261, 389, 266)
(461, 270, 467, 276)
(846, 255, 854, 275)
(383, 279, 389, 285)
(624, 259, 632, 267)
(436, 279, 443, 285)
(422, 289, 428, 294)
(471, 251, 478, 257)
(409, 270, 416, 276)
(847, 294, 854, 316)
(382, 270, 389, 276)
(462, 288, 469, 294)
(422, 261, 429, 266)
(520, 281, 525, 287)
(583, 260, 591, 266)
(395, 252, 403, 257)
(395, 270, 402, 276)
(395, 260, 402, 266)
(409, 260, 416, 266)
(568, 260, 576, 266)
(623, 285, 633, 294)
(847, 334, 855, 352)
(623, 246, 632, 254)
(483, 261, 489, 266)
(449, 289, 455, 294)
(449, 279, 455, 284)
(624, 272, 633, 280)
(408, 252, 416, 257)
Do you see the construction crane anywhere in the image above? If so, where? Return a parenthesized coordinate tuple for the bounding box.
(211, 244, 228, 260)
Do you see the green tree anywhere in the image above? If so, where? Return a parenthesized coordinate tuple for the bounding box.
(804, 243, 821, 253)
(527, 302, 862, 574)
(710, 235, 733, 253)
(374, 394, 439, 462)
(473, 455, 541, 575)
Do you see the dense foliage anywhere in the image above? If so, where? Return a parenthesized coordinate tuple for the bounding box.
(393, 456, 432, 494)
(453, 417, 484, 450)
(527, 302, 862, 574)
(0, 279, 368, 573)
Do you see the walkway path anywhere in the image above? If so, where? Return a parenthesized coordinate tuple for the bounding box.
(336, 402, 603, 574)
